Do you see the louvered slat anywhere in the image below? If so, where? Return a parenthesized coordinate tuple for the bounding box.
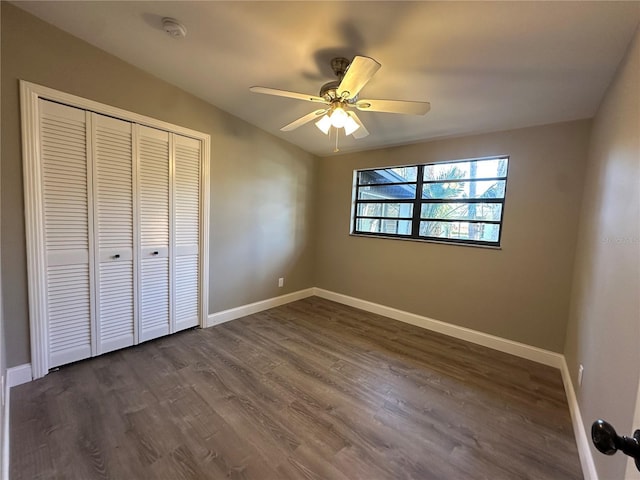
(41, 102, 89, 253)
(93, 114, 135, 354)
(175, 255, 199, 324)
(94, 117, 133, 249)
(47, 264, 91, 366)
(98, 262, 134, 351)
(140, 257, 169, 341)
(40, 100, 92, 368)
(174, 135, 201, 331)
(139, 129, 169, 247)
(174, 142, 200, 247)
(137, 126, 171, 341)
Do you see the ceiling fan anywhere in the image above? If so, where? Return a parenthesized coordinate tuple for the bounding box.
(250, 56, 430, 142)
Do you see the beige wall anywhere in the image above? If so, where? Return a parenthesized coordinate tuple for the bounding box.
(0, 3, 6, 467)
(315, 120, 590, 352)
(564, 27, 640, 480)
(0, 227, 4, 478)
(0, 3, 317, 367)
(0, 0, 5, 464)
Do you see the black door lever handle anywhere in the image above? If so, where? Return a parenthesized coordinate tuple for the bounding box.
(592, 419, 640, 471)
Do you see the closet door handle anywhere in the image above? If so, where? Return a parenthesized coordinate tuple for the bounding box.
(592, 419, 640, 471)
(152, 251, 159, 256)
(113, 254, 120, 259)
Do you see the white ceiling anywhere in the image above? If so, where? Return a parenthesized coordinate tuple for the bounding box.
(14, 1, 640, 157)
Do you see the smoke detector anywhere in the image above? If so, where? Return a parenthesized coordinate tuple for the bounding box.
(162, 18, 187, 39)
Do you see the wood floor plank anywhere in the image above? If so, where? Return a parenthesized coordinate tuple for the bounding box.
(11, 297, 582, 479)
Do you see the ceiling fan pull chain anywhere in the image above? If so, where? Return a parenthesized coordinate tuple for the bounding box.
(334, 127, 340, 153)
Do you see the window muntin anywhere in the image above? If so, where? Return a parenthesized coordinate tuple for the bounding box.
(419, 202, 503, 222)
(423, 157, 505, 181)
(419, 221, 501, 243)
(357, 203, 414, 218)
(358, 184, 417, 200)
(359, 167, 418, 184)
(421, 180, 506, 200)
(352, 157, 509, 246)
(356, 219, 413, 235)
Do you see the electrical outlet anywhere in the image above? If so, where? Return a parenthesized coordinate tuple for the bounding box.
(278, 277, 284, 288)
(578, 364, 584, 387)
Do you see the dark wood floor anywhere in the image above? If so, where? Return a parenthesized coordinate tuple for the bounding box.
(11, 297, 582, 479)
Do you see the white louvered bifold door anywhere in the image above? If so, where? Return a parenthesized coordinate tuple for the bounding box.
(137, 126, 171, 342)
(173, 134, 201, 332)
(91, 113, 136, 354)
(39, 100, 93, 368)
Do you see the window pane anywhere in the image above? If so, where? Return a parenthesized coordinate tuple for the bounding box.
(358, 184, 416, 200)
(420, 202, 502, 221)
(356, 218, 412, 235)
(423, 158, 508, 181)
(359, 167, 417, 184)
(357, 203, 414, 218)
(420, 221, 500, 243)
(422, 180, 506, 200)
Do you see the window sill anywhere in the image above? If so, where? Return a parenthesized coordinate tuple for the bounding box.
(349, 233, 503, 250)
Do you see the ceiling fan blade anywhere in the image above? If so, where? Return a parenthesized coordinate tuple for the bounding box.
(347, 111, 369, 139)
(356, 99, 431, 115)
(337, 56, 381, 100)
(250, 86, 327, 104)
(280, 109, 328, 132)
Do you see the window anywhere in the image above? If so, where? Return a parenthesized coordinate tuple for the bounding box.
(352, 156, 509, 247)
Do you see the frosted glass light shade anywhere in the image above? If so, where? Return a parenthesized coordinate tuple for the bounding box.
(315, 114, 332, 134)
(344, 116, 360, 136)
(330, 107, 348, 128)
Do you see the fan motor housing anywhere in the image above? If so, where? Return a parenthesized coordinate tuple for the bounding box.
(319, 80, 340, 100)
(320, 57, 359, 103)
(319, 82, 358, 104)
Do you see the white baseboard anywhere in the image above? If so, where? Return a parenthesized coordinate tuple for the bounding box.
(560, 358, 598, 480)
(313, 288, 564, 368)
(1, 374, 9, 480)
(7, 364, 33, 388)
(206, 288, 315, 328)
(2, 365, 31, 480)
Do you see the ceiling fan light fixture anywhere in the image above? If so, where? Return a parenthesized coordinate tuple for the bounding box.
(329, 106, 348, 128)
(250, 55, 429, 145)
(343, 116, 360, 136)
(315, 114, 332, 135)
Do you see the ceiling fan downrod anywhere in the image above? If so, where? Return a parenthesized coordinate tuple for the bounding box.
(330, 57, 350, 79)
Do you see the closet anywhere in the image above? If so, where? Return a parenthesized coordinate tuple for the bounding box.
(24, 85, 209, 376)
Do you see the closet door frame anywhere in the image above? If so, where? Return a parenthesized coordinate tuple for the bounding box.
(21, 80, 210, 379)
